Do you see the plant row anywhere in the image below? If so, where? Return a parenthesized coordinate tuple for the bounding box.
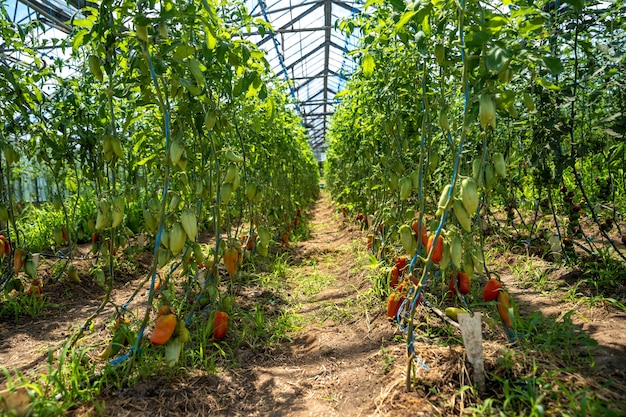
(0, 0, 319, 369)
(325, 0, 626, 389)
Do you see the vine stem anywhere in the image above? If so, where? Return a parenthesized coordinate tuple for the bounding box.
(122, 33, 175, 373)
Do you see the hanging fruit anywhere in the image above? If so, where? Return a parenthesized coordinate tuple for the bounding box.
(169, 222, 186, 255)
(479, 93, 496, 130)
(497, 291, 514, 328)
(14, 249, 24, 274)
(150, 309, 177, 346)
(427, 235, 444, 263)
(212, 311, 229, 341)
(386, 292, 405, 319)
(483, 278, 503, 302)
(180, 208, 198, 241)
(224, 246, 239, 279)
(460, 178, 479, 216)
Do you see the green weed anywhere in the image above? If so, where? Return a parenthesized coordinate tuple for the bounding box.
(379, 346, 395, 374)
(510, 256, 553, 293)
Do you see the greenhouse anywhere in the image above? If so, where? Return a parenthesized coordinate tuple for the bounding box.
(0, 0, 625, 415)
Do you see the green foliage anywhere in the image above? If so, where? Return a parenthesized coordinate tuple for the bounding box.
(0, 0, 322, 408)
(326, 0, 626, 267)
(325, 0, 626, 408)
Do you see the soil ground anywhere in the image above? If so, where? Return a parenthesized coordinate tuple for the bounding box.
(1, 192, 626, 416)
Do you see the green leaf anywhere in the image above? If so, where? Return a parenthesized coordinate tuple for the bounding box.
(563, 0, 583, 10)
(485, 16, 509, 35)
(519, 16, 544, 34)
(486, 45, 511, 72)
(173, 44, 195, 61)
(536, 78, 561, 91)
(334, 89, 350, 99)
(72, 18, 94, 28)
(135, 154, 156, 166)
(467, 31, 489, 46)
(542, 56, 564, 74)
(421, 14, 431, 35)
(206, 30, 217, 50)
(395, 11, 417, 32)
(72, 29, 89, 52)
(362, 53, 375, 77)
(389, 0, 405, 11)
(266, 95, 275, 121)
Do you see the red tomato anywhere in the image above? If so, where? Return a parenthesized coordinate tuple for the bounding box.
(386, 293, 404, 319)
(213, 311, 229, 341)
(458, 272, 470, 295)
(427, 235, 443, 262)
(483, 278, 503, 302)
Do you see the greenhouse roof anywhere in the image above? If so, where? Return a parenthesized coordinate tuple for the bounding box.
(243, 0, 361, 159)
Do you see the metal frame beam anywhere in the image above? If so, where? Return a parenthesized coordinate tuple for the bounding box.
(322, 0, 332, 138)
(284, 40, 343, 71)
(252, 0, 323, 17)
(257, 1, 325, 47)
(295, 69, 338, 91)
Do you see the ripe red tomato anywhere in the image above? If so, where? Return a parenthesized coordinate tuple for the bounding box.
(386, 293, 404, 319)
(390, 266, 400, 288)
(427, 235, 443, 262)
(483, 278, 503, 302)
(213, 311, 229, 341)
(458, 272, 470, 295)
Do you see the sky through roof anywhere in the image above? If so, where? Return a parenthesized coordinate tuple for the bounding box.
(244, 0, 362, 161)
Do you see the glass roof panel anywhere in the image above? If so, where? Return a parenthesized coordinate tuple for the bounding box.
(244, 0, 361, 155)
